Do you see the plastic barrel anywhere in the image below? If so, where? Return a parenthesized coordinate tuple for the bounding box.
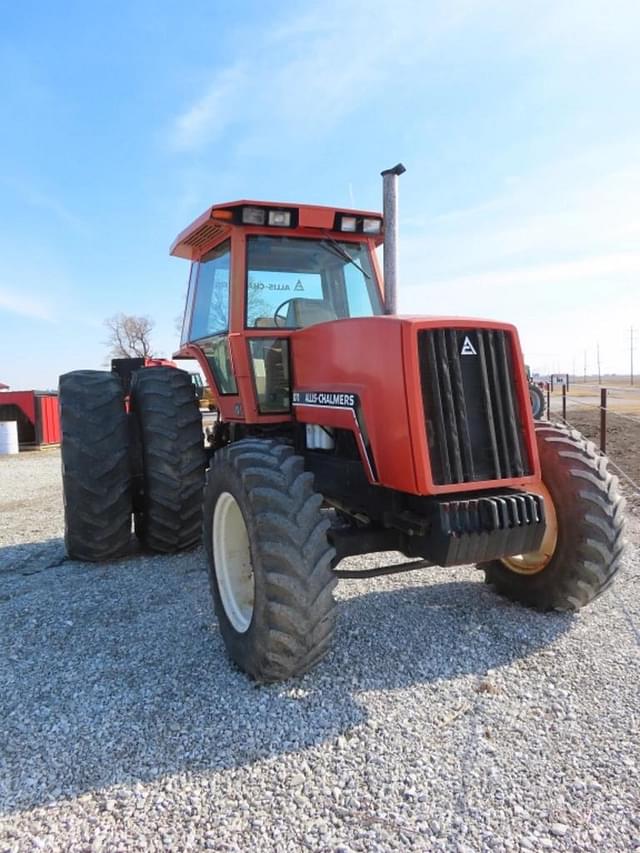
(0, 421, 19, 455)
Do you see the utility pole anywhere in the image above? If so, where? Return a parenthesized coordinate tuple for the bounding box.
(631, 326, 635, 386)
(597, 343, 601, 385)
(583, 349, 587, 383)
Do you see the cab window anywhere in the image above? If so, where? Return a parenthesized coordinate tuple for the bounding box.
(246, 236, 382, 329)
(199, 336, 237, 395)
(189, 240, 231, 341)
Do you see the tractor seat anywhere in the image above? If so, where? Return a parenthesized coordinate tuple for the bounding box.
(286, 298, 338, 328)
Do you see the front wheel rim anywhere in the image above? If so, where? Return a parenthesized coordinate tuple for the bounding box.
(501, 482, 558, 575)
(213, 492, 255, 633)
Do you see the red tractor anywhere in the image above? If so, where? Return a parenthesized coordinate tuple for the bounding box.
(59, 165, 625, 682)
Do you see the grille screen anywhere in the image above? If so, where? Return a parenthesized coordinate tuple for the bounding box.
(184, 221, 226, 249)
(418, 328, 532, 485)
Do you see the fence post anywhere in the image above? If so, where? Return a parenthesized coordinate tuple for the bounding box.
(546, 383, 551, 421)
(562, 384, 567, 423)
(600, 388, 607, 453)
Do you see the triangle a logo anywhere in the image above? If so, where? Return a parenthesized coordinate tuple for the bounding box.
(460, 335, 477, 356)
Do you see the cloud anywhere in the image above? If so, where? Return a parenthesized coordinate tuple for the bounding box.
(522, 0, 640, 55)
(397, 148, 640, 373)
(168, 65, 247, 152)
(0, 176, 88, 235)
(165, 0, 640, 156)
(0, 251, 74, 324)
(418, 252, 640, 292)
(402, 150, 640, 279)
(0, 287, 54, 321)
(165, 0, 483, 153)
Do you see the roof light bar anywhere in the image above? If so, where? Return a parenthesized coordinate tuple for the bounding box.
(340, 216, 357, 232)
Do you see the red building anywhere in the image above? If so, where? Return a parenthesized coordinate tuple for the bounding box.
(0, 390, 60, 447)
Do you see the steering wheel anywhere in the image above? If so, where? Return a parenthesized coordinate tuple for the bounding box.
(273, 298, 297, 327)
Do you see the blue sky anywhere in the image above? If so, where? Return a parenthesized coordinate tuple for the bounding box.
(1, 0, 639, 388)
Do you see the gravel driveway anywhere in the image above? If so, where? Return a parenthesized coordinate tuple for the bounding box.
(1, 450, 639, 851)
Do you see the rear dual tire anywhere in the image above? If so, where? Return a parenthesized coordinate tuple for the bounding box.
(60, 367, 205, 561)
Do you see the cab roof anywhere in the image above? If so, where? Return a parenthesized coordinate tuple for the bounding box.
(170, 199, 384, 260)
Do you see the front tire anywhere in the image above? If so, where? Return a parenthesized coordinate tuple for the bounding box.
(204, 440, 337, 682)
(130, 367, 206, 552)
(59, 370, 131, 561)
(482, 422, 625, 610)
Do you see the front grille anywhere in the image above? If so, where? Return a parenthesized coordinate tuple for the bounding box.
(418, 328, 532, 485)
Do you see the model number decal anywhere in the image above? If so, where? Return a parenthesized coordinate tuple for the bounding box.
(292, 391, 358, 408)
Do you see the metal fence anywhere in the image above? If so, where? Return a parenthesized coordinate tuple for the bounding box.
(545, 383, 640, 495)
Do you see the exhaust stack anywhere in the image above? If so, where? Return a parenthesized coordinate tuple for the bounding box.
(381, 162, 406, 315)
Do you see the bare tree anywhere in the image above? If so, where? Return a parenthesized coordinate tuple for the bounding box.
(104, 313, 155, 358)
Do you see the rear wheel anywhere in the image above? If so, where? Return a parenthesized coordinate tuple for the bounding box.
(204, 439, 337, 682)
(59, 370, 131, 561)
(130, 366, 206, 552)
(481, 422, 625, 610)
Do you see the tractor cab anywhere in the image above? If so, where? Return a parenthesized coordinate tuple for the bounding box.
(171, 201, 385, 421)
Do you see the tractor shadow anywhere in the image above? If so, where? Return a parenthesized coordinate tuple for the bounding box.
(0, 537, 66, 577)
(0, 548, 573, 814)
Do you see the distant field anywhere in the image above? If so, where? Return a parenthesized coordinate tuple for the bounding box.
(545, 382, 640, 416)
(545, 393, 640, 512)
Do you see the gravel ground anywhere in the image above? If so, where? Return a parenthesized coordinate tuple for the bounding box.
(1, 450, 639, 852)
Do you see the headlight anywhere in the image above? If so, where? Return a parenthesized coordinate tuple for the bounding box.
(242, 207, 266, 225)
(362, 218, 382, 234)
(268, 210, 291, 227)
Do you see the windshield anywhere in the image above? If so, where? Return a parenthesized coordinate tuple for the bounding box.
(246, 235, 383, 329)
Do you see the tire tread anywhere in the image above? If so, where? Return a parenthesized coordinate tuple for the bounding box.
(131, 367, 206, 552)
(483, 421, 625, 610)
(59, 370, 131, 561)
(206, 439, 337, 682)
